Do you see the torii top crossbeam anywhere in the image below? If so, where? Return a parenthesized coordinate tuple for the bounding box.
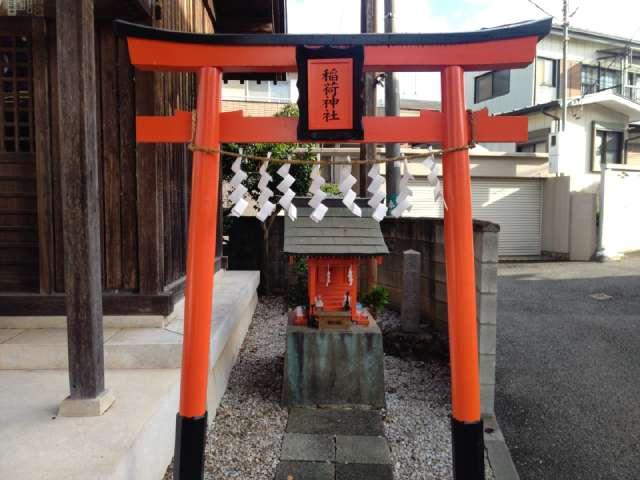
(116, 18, 551, 146)
(114, 18, 551, 72)
(114, 17, 551, 480)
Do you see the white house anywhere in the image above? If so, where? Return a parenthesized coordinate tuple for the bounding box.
(465, 24, 640, 166)
(456, 24, 640, 259)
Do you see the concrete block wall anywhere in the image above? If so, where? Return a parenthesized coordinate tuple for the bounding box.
(378, 218, 499, 416)
(228, 215, 500, 415)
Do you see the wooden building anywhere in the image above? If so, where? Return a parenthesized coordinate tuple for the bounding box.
(0, 0, 285, 316)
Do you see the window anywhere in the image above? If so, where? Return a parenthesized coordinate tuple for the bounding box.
(516, 128, 551, 153)
(516, 142, 548, 153)
(221, 79, 292, 103)
(270, 81, 291, 102)
(627, 72, 640, 102)
(536, 57, 558, 87)
(581, 65, 621, 95)
(592, 127, 623, 172)
(474, 70, 510, 103)
(248, 80, 268, 100)
(1, 33, 33, 153)
(600, 68, 619, 91)
(581, 65, 598, 94)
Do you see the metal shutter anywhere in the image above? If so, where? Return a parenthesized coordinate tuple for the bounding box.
(406, 178, 543, 256)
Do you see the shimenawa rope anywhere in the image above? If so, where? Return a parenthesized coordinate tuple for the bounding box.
(187, 110, 477, 165)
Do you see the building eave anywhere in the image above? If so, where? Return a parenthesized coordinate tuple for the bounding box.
(572, 92, 640, 122)
(550, 23, 640, 50)
(498, 100, 560, 117)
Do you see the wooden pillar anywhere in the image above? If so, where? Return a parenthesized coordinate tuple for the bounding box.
(308, 258, 318, 307)
(366, 257, 378, 290)
(32, 18, 54, 294)
(136, 70, 164, 294)
(349, 259, 358, 319)
(441, 66, 484, 479)
(359, 0, 377, 197)
(174, 67, 221, 480)
(55, 0, 105, 400)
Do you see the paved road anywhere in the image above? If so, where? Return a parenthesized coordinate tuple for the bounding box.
(496, 257, 640, 480)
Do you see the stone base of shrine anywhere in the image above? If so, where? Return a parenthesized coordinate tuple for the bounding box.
(282, 321, 385, 408)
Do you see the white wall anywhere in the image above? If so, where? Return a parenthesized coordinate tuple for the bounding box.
(599, 166, 640, 254)
(221, 79, 295, 103)
(538, 33, 623, 67)
(528, 111, 555, 132)
(564, 103, 628, 193)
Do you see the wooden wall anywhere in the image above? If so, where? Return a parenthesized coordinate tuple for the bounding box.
(0, 18, 39, 292)
(0, 2, 215, 314)
(152, 1, 215, 288)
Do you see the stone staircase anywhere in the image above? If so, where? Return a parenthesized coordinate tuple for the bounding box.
(0, 269, 260, 480)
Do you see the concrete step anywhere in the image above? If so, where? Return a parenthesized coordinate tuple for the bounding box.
(0, 271, 260, 370)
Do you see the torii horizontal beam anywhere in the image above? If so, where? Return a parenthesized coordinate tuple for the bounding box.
(136, 108, 528, 144)
(114, 18, 552, 73)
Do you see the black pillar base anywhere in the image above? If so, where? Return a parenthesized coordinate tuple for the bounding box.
(174, 412, 208, 480)
(451, 416, 485, 480)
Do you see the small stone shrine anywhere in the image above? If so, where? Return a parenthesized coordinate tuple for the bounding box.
(282, 199, 389, 407)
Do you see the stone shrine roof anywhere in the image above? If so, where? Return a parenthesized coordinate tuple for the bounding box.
(283, 199, 389, 256)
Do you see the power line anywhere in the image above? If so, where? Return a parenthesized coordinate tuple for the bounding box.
(526, 0, 556, 18)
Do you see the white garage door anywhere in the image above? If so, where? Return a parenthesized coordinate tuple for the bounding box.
(406, 178, 543, 256)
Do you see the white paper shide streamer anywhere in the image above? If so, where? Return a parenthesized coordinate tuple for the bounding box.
(422, 150, 446, 209)
(367, 163, 387, 222)
(308, 155, 328, 223)
(391, 157, 413, 218)
(229, 148, 249, 217)
(276, 157, 297, 221)
(256, 152, 276, 222)
(339, 156, 362, 217)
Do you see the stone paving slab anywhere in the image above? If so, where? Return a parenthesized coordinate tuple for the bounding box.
(335, 435, 392, 465)
(335, 463, 394, 480)
(280, 433, 335, 462)
(287, 407, 384, 436)
(275, 461, 335, 480)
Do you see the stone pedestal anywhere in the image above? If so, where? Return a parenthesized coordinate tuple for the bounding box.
(58, 389, 115, 417)
(283, 323, 385, 408)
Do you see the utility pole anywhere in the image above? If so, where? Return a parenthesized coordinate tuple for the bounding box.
(384, 0, 401, 208)
(561, 0, 569, 131)
(361, 0, 380, 290)
(359, 0, 376, 197)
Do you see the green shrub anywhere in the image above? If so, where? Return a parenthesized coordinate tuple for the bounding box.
(361, 285, 391, 314)
(320, 183, 342, 196)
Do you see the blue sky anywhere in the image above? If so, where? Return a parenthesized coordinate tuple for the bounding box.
(288, 0, 640, 100)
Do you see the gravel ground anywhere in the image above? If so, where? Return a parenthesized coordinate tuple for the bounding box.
(164, 296, 289, 480)
(164, 298, 495, 479)
(383, 354, 454, 479)
(380, 310, 495, 480)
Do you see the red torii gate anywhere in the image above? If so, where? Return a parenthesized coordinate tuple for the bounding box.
(115, 17, 551, 480)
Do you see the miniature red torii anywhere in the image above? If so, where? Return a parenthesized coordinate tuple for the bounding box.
(115, 17, 552, 480)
